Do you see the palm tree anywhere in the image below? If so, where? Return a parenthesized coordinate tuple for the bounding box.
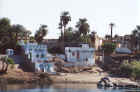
(109, 22, 115, 41)
(132, 26, 140, 51)
(59, 11, 71, 41)
(76, 18, 90, 36)
(58, 11, 71, 53)
(35, 25, 48, 44)
(131, 29, 138, 51)
(75, 18, 90, 44)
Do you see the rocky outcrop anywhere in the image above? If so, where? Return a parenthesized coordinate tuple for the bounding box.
(97, 77, 140, 88)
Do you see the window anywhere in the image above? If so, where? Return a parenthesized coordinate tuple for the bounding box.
(77, 51, 80, 59)
(72, 52, 75, 56)
(36, 54, 39, 58)
(41, 54, 44, 58)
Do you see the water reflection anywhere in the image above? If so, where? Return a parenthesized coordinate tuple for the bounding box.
(0, 83, 140, 92)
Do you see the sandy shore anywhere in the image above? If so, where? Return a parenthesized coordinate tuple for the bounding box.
(50, 72, 139, 86)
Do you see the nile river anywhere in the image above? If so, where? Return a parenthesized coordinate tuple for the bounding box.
(0, 83, 140, 92)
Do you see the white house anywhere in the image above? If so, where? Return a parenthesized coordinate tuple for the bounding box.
(35, 62, 55, 73)
(18, 40, 55, 73)
(20, 42, 48, 63)
(6, 49, 14, 56)
(65, 44, 95, 66)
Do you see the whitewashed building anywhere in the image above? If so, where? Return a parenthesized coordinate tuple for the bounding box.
(24, 43, 47, 62)
(65, 44, 95, 66)
(6, 49, 14, 56)
(19, 41, 48, 63)
(19, 40, 55, 73)
(35, 62, 55, 73)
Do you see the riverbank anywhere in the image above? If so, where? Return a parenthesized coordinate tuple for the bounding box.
(50, 72, 139, 86)
(0, 69, 52, 84)
(0, 66, 139, 87)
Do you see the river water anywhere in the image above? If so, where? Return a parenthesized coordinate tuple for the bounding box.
(0, 83, 140, 92)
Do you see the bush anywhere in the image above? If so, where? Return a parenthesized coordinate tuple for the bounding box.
(120, 60, 140, 79)
(7, 58, 14, 64)
(101, 43, 116, 55)
(120, 61, 133, 77)
(131, 61, 140, 79)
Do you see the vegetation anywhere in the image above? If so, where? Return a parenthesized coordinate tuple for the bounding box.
(0, 18, 31, 54)
(76, 18, 90, 36)
(120, 61, 140, 80)
(101, 43, 116, 55)
(131, 25, 140, 51)
(7, 58, 15, 65)
(58, 17, 91, 45)
(59, 11, 71, 41)
(35, 25, 48, 44)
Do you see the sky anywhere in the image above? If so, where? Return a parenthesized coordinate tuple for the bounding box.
(0, 0, 140, 39)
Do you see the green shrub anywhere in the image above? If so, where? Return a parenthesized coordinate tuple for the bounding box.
(131, 61, 140, 79)
(7, 58, 14, 64)
(101, 43, 116, 55)
(120, 61, 133, 77)
(120, 60, 140, 79)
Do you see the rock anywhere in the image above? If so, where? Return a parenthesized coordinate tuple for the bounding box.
(124, 84, 138, 88)
(97, 77, 140, 88)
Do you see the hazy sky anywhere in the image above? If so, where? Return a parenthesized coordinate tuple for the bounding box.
(0, 0, 140, 38)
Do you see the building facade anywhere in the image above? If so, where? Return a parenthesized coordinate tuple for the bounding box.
(19, 40, 55, 73)
(65, 44, 95, 66)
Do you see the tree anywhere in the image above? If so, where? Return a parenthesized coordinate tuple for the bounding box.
(0, 18, 12, 53)
(0, 18, 11, 40)
(59, 11, 71, 41)
(10, 24, 30, 41)
(101, 43, 116, 55)
(63, 27, 74, 42)
(10, 24, 31, 51)
(0, 18, 11, 33)
(131, 26, 140, 51)
(0, 18, 32, 54)
(75, 18, 91, 44)
(76, 18, 90, 36)
(136, 25, 140, 30)
(35, 25, 48, 44)
(109, 22, 115, 41)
